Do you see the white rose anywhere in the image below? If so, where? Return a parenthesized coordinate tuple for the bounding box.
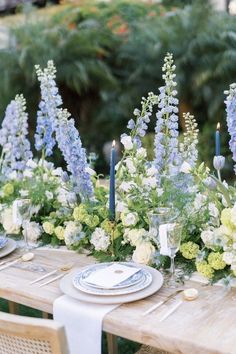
(22, 221, 42, 244)
(200, 229, 215, 247)
(116, 201, 128, 213)
(223, 251, 234, 265)
(142, 177, 156, 189)
(132, 242, 155, 264)
(121, 212, 139, 227)
(90, 227, 110, 251)
(1, 208, 20, 234)
(124, 228, 147, 247)
(45, 191, 53, 200)
(180, 161, 192, 174)
(125, 158, 136, 174)
(208, 202, 219, 219)
(121, 135, 133, 150)
(136, 148, 147, 158)
(147, 166, 157, 177)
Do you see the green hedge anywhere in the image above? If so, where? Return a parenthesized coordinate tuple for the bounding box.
(0, 0, 234, 175)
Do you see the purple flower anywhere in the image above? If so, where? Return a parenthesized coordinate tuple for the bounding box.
(35, 61, 62, 157)
(225, 83, 236, 173)
(154, 53, 181, 177)
(0, 94, 32, 174)
(55, 109, 94, 200)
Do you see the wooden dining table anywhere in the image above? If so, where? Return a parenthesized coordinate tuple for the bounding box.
(0, 247, 235, 354)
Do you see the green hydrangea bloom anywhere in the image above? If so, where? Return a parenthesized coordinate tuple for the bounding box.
(208, 252, 226, 270)
(97, 207, 109, 219)
(101, 219, 114, 234)
(54, 226, 65, 240)
(180, 242, 199, 260)
(196, 261, 214, 279)
(84, 215, 100, 228)
(3, 183, 14, 197)
(73, 204, 88, 222)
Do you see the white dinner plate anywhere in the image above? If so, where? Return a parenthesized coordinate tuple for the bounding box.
(0, 238, 16, 258)
(80, 262, 144, 290)
(60, 265, 163, 304)
(73, 267, 152, 296)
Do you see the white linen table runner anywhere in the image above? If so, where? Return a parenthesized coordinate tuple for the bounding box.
(53, 295, 119, 354)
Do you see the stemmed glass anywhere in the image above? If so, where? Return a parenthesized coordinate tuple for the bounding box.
(15, 199, 32, 251)
(166, 223, 183, 288)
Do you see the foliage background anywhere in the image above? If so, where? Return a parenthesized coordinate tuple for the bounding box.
(0, 0, 235, 177)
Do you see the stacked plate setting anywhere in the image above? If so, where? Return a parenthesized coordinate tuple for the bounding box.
(72, 262, 153, 296)
(0, 237, 8, 249)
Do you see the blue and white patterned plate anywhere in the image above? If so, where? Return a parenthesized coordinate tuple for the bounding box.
(73, 264, 153, 296)
(0, 236, 8, 249)
(81, 262, 144, 290)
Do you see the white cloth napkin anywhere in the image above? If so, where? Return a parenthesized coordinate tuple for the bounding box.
(159, 224, 175, 256)
(85, 263, 141, 288)
(53, 295, 119, 354)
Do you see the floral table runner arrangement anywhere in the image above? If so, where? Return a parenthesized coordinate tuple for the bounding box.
(0, 53, 235, 286)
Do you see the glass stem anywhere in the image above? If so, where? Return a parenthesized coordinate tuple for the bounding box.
(170, 255, 175, 280)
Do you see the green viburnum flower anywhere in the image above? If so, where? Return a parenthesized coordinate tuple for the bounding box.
(84, 215, 100, 228)
(196, 261, 214, 279)
(3, 183, 14, 197)
(221, 208, 235, 230)
(180, 242, 199, 260)
(73, 204, 88, 222)
(43, 221, 54, 235)
(101, 219, 114, 234)
(208, 252, 226, 270)
(54, 226, 65, 240)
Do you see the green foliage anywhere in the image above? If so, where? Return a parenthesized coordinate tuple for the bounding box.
(0, 0, 235, 173)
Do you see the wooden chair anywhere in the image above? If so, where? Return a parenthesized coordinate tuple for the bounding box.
(0, 311, 69, 354)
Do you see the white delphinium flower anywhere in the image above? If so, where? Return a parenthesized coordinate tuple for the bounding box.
(116, 201, 128, 213)
(23, 170, 33, 178)
(147, 166, 157, 177)
(22, 221, 42, 243)
(64, 221, 85, 247)
(26, 159, 38, 169)
(142, 177, 156, 189)
(120, 135, 133, 150)
(179, 161, 192, 174)
(119, 181, 136, 192)
(136, 147, 147, 159)
(90, 227, 110, 251)
(121, 212, 139, 227)
(193, 193, 207, 210)
(132, 242, 155, 264)
(125, 158, 136, 174)
(208, 202, 219, 219)
(57, 187, 77, 207)
(179, 112, 199, 168)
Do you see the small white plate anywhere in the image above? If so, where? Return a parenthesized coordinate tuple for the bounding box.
(60, 265, 163, 305)
(0, 238, 16, 258)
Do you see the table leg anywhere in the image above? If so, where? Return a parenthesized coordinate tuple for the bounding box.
(106, 333, 118, 354)
(8, 301, 19, 314)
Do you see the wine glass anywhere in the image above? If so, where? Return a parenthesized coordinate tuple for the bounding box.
(166, 223, 183, 288)
(16, 199, 32, 251)
(148, 207, 178, 249)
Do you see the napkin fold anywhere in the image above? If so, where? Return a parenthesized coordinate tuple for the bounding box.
(53, 295, 119, 354)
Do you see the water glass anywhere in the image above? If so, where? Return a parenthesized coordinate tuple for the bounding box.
(166, 223, 183, 288)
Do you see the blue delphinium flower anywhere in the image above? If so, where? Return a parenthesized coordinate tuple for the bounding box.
(225, 83, 236, 173)
(35, 60, 62, 157)
(121, 92, 158, 150)
(154, 53, 181, 178)
(56, 109, 94, 200)
(0, 94, 32, 174)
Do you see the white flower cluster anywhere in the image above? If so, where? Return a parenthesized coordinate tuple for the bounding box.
(90, 227, 110, 251)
